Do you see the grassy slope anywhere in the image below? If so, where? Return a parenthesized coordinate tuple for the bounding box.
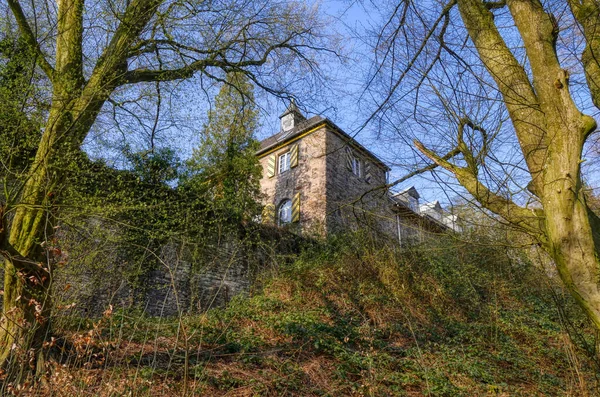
(45, 234, 599, 396)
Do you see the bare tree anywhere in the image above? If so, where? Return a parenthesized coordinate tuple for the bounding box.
(1, 0, 329, 383)
(364, 1, 600, 331)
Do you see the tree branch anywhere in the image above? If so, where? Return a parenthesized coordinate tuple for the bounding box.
(127, 39, 216, 58)
(7, 0, 55, 80)
(360, 0, 457, 134)
(55, 0, 84, 88)
(484, 1, 506, 9)
(414, 139, 543, 235)
(389, 147, 461, 190)
(67, 0, 163, 145)
(121, 41, 298, 85)
(568, 0, 600, 111)
(457, 0, 547, 192)
(456, 116, 488, 173)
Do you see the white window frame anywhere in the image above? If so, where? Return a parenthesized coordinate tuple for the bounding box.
(278, 199, 292, 225)
(278, 151, 291, 174)
(351, 157, 361, 177)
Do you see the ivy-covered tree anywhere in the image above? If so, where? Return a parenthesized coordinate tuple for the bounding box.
(124, 147, 181, 186)
(184, 72, 262, 225)
(0, 34, 42, 176)
(1, 0, 325, 383)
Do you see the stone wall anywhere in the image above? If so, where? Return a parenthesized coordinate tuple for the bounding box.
(52, 225, 303, 318)
(325, 129, 397, 238)
(140, 241, 253, 317)
(258, 127, 328, 234)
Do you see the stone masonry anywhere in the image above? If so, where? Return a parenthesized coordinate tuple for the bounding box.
(257, 103, 397, 238)
(257, 102, 458, 242)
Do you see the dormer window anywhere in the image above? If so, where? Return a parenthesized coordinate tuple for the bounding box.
(279, 99, 305, 132)
(351, 157, 362, 177)
(278, 152, 291, 174)
(281, 114, 294, 132)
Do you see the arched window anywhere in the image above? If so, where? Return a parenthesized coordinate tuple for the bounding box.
(278, 199, 292, 225)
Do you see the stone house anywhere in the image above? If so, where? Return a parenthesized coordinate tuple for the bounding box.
(257, 102, 459, 242)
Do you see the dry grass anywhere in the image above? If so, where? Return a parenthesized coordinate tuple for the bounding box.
(5, 236, 600, 396)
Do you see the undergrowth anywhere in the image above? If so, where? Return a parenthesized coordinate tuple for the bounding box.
(35, 234, 600, 396)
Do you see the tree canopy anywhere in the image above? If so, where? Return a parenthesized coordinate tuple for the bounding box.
(184, 72, 262, 224)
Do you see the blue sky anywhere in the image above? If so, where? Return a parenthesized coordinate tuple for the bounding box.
(82, 0, 599, 208)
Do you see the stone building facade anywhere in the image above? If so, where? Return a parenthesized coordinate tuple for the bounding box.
(257, 102, 460, 242)
(49, 105, 462, 319)
(257, 102, 397, 237)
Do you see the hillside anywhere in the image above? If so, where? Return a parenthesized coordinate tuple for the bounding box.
(36, 234, 599, 396)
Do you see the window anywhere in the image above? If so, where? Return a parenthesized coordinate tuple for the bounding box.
(278, 199, 292, 225)
(351, 157, 361, 177)
(278, 152, 291, 174)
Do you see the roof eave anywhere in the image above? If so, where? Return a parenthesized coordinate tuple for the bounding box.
(256, 118, 390, 172)
(256, 118, 327, 157)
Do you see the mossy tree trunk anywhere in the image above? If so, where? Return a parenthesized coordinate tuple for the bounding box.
(1, 0, 162, 382)
(3, 0, 322, 384)
(415, 0, 600, 329)
(1, 0, 84, 382)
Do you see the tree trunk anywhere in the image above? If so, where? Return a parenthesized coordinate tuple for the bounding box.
(452, 0, 600, 330)
(541, 118, 600, 329)
(0, 97, 76, 383)
(0, 257, 51, 384)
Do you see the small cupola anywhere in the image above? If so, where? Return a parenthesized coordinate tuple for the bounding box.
(279, 99, 306, 132)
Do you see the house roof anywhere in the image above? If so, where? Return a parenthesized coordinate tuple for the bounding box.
(420, 201, 442, 213)
(394, 186, 420, 199)
(257, 115, 390, 172)
(258, 115, 325, 152)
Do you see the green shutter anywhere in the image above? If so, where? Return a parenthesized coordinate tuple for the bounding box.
(262, 204, 275, 224)
(266, 154, 276, 177)
(292, 192, 301, 223)
(290, 143, 299, 168)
